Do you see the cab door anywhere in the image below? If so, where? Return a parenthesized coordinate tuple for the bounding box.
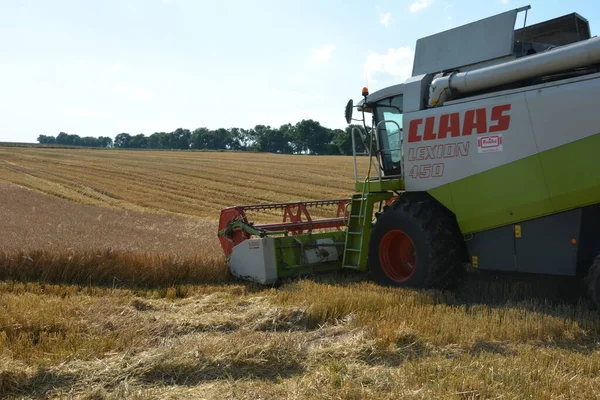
(374, 95, 404, 178)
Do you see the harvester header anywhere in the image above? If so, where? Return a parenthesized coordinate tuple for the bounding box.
(218, 199, 350, 255)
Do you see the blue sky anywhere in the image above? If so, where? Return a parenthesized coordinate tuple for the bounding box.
(1, 0, 599, 142)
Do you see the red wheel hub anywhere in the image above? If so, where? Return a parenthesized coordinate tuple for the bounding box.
(379, 229, 417, 283)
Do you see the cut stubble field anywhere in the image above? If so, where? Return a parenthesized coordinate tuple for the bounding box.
(0, 148, 363, 218)
(1, 147, 600, 399)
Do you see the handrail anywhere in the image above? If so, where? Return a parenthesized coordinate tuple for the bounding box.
(350, 119, 404, 185)
(351, 126, 360, 182)
(351, 126, 381, 183)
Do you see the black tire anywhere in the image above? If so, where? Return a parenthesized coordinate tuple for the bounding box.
(368, 192, 467, 289)
(586, 255, 600, 310)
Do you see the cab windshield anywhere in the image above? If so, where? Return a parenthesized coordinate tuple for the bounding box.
(374, 95, 403, 177)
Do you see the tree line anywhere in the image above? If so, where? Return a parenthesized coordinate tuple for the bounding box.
(37, 120, 368, 155)
(38, 132, 113, 148)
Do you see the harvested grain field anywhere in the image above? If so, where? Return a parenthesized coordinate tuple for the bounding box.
(1, 147, 600, 399)
(0, 148, 366, 218)
(0, 182, 219, 255)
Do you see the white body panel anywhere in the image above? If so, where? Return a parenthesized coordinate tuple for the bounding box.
(404, 93, 536, 191)
(525, 75, 600, 152)
(229, 237, 342, 284)
(403, 73, 600, 191)
(230, 238, 277, 284)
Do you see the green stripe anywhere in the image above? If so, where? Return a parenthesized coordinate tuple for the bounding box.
(428, 134, 600, 234)
(539, 134, 600, 210)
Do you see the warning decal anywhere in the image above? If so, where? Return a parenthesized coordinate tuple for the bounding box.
(478, 134, 503, 153)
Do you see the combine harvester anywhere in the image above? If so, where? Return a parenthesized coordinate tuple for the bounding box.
(218, 6, 600, 306)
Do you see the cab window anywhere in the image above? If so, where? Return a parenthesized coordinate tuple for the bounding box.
(374, 95, 403, 177)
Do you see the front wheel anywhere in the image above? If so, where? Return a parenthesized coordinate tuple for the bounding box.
(368, 193, 466, 288)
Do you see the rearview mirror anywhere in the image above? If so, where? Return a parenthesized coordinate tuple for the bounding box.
(344, 99, 353, 124)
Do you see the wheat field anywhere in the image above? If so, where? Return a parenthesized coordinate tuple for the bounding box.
(1, 147, 600, 399)
(0, 147, 363, 217)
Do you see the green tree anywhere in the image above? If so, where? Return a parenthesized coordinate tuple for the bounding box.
(170, 128, 191, 149)
(114, 133, 132, 148)
(68, 134, 82, 146)
(252, 125, 270, 152)
(37, 135, 56, 144)
(129, 134, 148, 148)
(279, 124, 296, 154)
(55, 132, 70, 145)
(212, 128, 231, 149)
(190, 127, 210, 149)
(332, 125, 367, 155)
(294, 119, 332, 155)
(147, 132, 167, 149)
(190, 128, 229, 150)
(80, 136, 100, 147)
(255, 126, 292, 153)
(54, 132, 82, 146)
(98, 136, 113, 148)
(331, 129, 349, 155)
(228, 128, 245, 150)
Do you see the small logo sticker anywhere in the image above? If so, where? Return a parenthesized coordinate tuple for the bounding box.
(478, 134, 503, 153)
(248, 240, 261, 249)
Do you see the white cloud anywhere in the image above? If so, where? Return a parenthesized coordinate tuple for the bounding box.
(364, 47, 414, 83)
(409, 0, 433, 13)
(500, 0, 509, 3)
(104, 64, 121, 73)
(114, 85, 156, 101)
(379, 12, 392, 27)
(311, 45, 335, 65)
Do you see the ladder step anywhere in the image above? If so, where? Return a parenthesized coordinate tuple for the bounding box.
(349, 214, 365, 218)
(345, 248, 360, 252)
(343, 264, 360, 270)
(347, 232, 361, 235)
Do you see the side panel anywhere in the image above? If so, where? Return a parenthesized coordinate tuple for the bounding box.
(526, 77, 600, 152)
(539, 133, 600, 211)
(444, 155, 552, 234)
(467, 225, 516, 272)
(515, 209, 581, 275)
(527, 76, 600, 212)
(229, 232, 348, 284)
(230, 238, 278, 284)
(404, 90, 550, 233)
(429, 134, 599, 233)
(466, 209, 586, 276)
(404, 92, 538, 192)
(412, 75, 600, 234)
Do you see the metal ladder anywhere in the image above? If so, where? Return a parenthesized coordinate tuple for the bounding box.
(342, 192, 392, 270)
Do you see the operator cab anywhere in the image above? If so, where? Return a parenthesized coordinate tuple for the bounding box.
(354, 84, 404, 178)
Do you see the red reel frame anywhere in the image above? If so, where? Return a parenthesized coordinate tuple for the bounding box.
(218, 199, 350, 255)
